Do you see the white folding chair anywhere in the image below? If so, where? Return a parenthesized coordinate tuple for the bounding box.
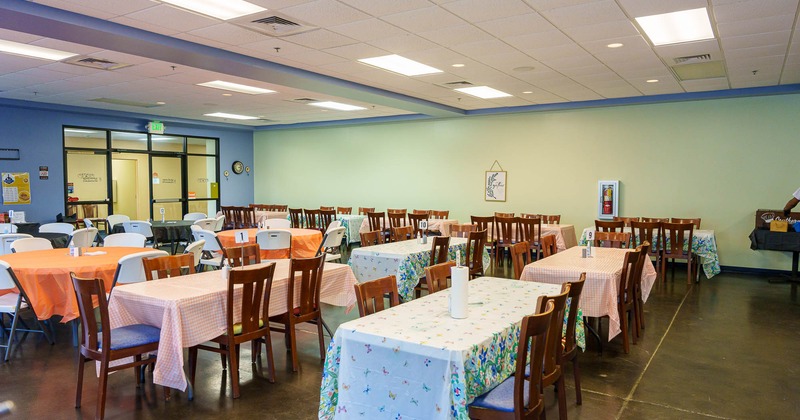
(264, 218, 290, 229)
(184, 240, 206, 271)
(183, 212, 207, 222)
(256, 229, 292, 258)
(193, 218, 217, 231)
(10, 238, 53, 253)
(316, 226, 346, 262)
(190, 226, 224, 269)
(103, 233, 146, 248)
(0, 261, 54, 361)
(326, 220, 342, 233)
(39, 222, 75, 235)
(0, 224, 18, 234)
(106, 214, 131, 231)
(213, 215, 225, 232)
(0, 234, 32, 255)
(109, 250, 169, 293)
(122, 221, 155, 247)
(69, 227, 98, 248)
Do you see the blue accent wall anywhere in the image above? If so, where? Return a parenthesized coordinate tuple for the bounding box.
(0, 100, 254, 222)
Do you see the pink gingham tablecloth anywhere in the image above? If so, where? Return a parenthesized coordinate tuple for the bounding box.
(108, 259, 357, 391)
(357, 217, 459, 236)
(519, 246, 656, 341)
(486, 224, 577, 251)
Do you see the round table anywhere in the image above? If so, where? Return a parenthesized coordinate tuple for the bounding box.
(217, 228, 322, 259)
(0, 247, 149, 322)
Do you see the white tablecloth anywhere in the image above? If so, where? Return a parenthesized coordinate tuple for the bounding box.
(338, 214, 366, 244)
(319, 277, 561, 419)
(358, 217, 460, 237)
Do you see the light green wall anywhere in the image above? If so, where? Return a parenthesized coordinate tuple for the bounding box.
(254, 93, 800, 271)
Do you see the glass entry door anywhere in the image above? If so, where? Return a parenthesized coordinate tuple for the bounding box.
(64, 150, 110, 220)
(151, 156, 184, 221)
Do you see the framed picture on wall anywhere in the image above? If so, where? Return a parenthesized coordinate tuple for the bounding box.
(485, 170, 507, 202)
(597, 180, 619, 219)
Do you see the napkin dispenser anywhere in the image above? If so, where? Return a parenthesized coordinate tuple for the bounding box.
(449, 266, 469, 319)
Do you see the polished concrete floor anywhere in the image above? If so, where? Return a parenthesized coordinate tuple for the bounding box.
(2, 256, 799, 419)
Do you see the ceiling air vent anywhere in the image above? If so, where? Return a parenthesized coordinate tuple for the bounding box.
(288, 98, 320, 103)
(64, 56, 131, 70)
(436, 81, 474, 89)
(673, 54, 713, 65)
(231, 12, 317, 37)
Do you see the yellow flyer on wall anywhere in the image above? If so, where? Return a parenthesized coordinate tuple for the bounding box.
(2, 172, 32, 205)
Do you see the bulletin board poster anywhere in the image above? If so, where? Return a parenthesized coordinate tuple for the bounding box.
(2, 172, 32, 205)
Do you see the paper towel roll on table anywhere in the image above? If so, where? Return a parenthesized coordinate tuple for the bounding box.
(450, 266, 469, 319)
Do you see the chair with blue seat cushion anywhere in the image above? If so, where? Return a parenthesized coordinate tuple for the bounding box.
(188, 262, 277, 398)
(71, 273, 163, 419)
(560, 274, 586, 406)
(470, 297, 554, 419)
(0, 261, 54, 362)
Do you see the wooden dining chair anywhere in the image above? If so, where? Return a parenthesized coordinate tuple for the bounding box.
(671, 217, 701, 229)
(223, 243, 262, 267)
(471, 216, 496, 263)
(358, 207, 374, 216)
(641, 217, 669, 223)
(240, 207, 257, 228)
(319, 206, 334, 211)
(354, 275, 400, 317)
(595, 220, 625, 232)
(430, 210, 449, 219)
(288, 208, 303, 229)
(594, 231, 632, 248)
(449, 224, 475, 238)
(541, 214, 561, 224)
(142, 253, 196, 280)
(517, 215, 542, 260)
(495, 216, 517, 266)
(269, 255, 327, 372)
(387, 211, 407, 231)
(494, 212, 514, 218)
(219, 206, 238, 230)
(538, 284, 571, 420)
(390, 225, 414, 242)
(469, 298, 553, 419)
(319, 209, 336, 232)
(661, 222, 695, 284)
(466, 230, 487, 279)
(613, 216, 640, 227)
(71, 274, 162, 419)
(412, 209, 430, 216)
(631, 221, 662, 275)
(304, 209, 321, 231)
(367, 211, 388, 241)
(541, 234, 558, 257)
(415, 236, 450, 297)
(560, 274, 586, 406)
(510, 241, 530, 280)
(424, 261, 456, 293)
(616, 248, 641, 354)
(387, 208, 407, 215)
(407, 213, 428, 237)
(189, 263, 277, 397)
(633, 242, 650, 337)
(359, 230, 383, 246)
(336, 207, 352, 215)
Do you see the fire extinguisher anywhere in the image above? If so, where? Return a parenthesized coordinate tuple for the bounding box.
(602, 186, 613, 215)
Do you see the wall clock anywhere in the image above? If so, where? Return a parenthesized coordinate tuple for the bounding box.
(232, 160, 244, 174)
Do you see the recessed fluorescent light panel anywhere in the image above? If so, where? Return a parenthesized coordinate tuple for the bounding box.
(358, 54, 443, 76)
(455, 86, 512, 99)
(0, 39, 77, 61)
(204, 112, 259, 120)
(635, 8, 714, 46)
(309, 101, 367, 111)
(159, 0, 265, 20)
(197, 80, 276, 95)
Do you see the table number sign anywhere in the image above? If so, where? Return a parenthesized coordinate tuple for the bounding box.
(235, 230, 249, 244)
(420, 220, 428, 230)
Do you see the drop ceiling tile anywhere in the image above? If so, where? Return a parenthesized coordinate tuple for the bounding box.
(238, 38, 315, 59)
(278, 0, 371, 27)
(546, 54, 604, 73)
(726, 45, 790, 61)
(781, 65, 800, 83)
(525, 0, 605, 12)
(450, 39, 519, 57)
(368, 33, 441, 54)
(721, 31, 792, 50)
(713, 0, 799, 22)
(282, 29, 357, 49)
(525, 43, 587, 61)
(562, 20, 640, 43)
(505, 30, 574, 51)
(476, 13, 554, 38)
(12, 68, 77, 84)
(725, 54, 786, 69)
(541, 0, 628, 28)
(382, 6, 465, 33)
(730, 78, 776, 88)
(30, 0, 117, 19)
(717, 15, 796, 37)
(653, 39, 721, 61)
(123, 4, 218, 33)
(580, 35, 651, 55)
(0, 29, 42, 44)
(406, 48, 473, 69)
(30, 38, 101, 56)
(441, 0, 535, 23)
(338, 0, 435, 16)
(594, 85, 642, 98)
(278, 49, 348, 66)
(419, 25, 495, 47)
(109, 16, 182, 36)
(0, 55, 53, 74)
(187, 23, 271, 46)
(328, 18, 406, 42)
(475, 51, 539, 72)
(323, 43, 389, 60)
(39, 62, 101, 76)
(617, 0, 707, 18)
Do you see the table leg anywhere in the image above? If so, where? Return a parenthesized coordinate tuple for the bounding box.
(583, 316, 603, 354)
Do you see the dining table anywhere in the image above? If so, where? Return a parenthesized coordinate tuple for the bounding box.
(520, 246, 657, 341)
(348, 237, 491, 302)
(319, 277, 561, 419)
(357, 217, 460, 237)
(578, 226, 721, 278)
(484, 223, 577, 251)
(338, 214, 366, 244)
(216, 228, 322, 259)
(0, 246, 148, 322)
(108, 259, 358, 392)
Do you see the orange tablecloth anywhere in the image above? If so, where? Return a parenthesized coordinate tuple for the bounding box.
(216, 228, 322, 259)
(0, 247, 149, 322)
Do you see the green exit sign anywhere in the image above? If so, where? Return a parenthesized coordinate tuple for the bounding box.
(147, 120, 165, 134)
